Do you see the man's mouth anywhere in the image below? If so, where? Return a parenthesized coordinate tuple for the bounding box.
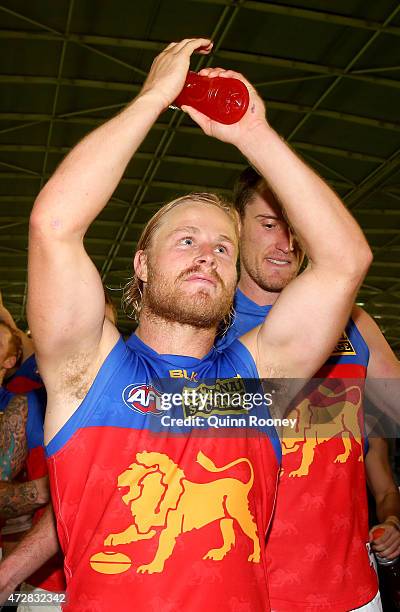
(185, 274, 217, 287)
(266, 258, 291, 266)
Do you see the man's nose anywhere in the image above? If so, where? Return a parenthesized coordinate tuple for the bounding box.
(194, 245, 217, 268)
(276, 228, 293, 254)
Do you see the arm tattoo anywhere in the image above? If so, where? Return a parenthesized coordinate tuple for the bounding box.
(0, 480, 44, 519)
(0, 394, 28, 480)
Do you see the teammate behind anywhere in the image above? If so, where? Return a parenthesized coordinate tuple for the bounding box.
(219, 165, 400, 611)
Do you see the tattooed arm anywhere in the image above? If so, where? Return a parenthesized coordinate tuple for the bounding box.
(0, 476, 49, 519)
(0, 393, 28, 480)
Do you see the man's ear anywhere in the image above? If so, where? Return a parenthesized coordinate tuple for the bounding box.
(3, 354, 17, 370)
(134, 250, 148, 283)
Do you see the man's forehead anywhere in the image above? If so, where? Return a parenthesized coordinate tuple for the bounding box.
(247, 190, 286, 221)
(160, 202, 236, 237)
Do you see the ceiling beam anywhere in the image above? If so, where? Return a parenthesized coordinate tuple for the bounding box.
(0, 124, 387, 164)
(0, 9, 147, 77)
(345, 149, 400, 209)
(0, 171, 363, 192)
(1, 105, 399, 137)
(354, 209, 400, 216)
(0, 145, 245, 171)
(0, 37, 399, 92)
(216, 50, 400, 90)
(0, 74, 142, 92)
(294, 143, 384, 164)
(187, 0, 400, 36)
(285, 3, 400, 142)
(364, 229, 400, 235)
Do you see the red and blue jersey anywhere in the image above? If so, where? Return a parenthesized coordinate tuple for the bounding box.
(46, 334, 281, 611)
(217, 289, 272, 350)
(219, 289, 377, 611)
(25, 389, 66, 593)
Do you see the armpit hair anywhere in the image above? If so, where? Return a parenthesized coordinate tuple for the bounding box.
(57, 350, 96, 401)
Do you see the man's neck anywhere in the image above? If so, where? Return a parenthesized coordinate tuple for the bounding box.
(0, 369, 5, 387)
(135, 308, 217, 358)
(238, 274, 280, 307)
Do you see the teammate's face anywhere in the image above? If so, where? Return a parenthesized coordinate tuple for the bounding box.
(240, 188, 302, 293)
(137, 202, 238, 328)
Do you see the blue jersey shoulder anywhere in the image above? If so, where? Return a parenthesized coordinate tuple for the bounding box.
(0, 386, 13, 412)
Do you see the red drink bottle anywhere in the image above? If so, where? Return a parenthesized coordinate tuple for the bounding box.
(171, 71, 249, 124)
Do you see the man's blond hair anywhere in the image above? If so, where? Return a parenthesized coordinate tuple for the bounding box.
(123, 193, 239, 322)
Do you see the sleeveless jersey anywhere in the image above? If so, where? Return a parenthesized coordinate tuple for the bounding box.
(219, 289, 378, 611)
(25, 389, 66, 592)
(217, 289, 272, 350)
(46, 334, 281, 612)
(6, 354, 42, 393)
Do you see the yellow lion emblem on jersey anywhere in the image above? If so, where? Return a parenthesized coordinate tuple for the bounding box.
(103, 451, 260, 574)
(282, 383, 363, 477)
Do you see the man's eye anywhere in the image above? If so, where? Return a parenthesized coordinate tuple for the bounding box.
(215, 245, 227, 254)
(263, 223, 276, 229)
(181, 237, 193, 245)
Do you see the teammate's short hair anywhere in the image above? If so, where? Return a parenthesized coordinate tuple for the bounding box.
(0, 321, 23, 367)
(123, 192, 239, 322)
(234, 167, 306, 269)
(233, 166, 265, 219)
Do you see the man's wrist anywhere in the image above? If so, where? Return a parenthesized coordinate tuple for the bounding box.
(237, 122, 277, 161)
(384, 515, 400, 531)
(133, 89, 167, 116)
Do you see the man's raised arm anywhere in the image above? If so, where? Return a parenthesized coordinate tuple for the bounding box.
(185, 68, 372, 378)
(28, 39, 212, 437)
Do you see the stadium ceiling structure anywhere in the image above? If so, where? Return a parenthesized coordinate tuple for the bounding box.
(0, 0, 399, 354)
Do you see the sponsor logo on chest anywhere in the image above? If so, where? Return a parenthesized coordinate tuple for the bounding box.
(331, 331, 356, 356)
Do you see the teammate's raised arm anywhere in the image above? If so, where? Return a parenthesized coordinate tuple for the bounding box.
(184, 68, 372, 378)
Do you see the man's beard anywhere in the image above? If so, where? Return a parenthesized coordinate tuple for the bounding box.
(143, 263, 236, 329)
